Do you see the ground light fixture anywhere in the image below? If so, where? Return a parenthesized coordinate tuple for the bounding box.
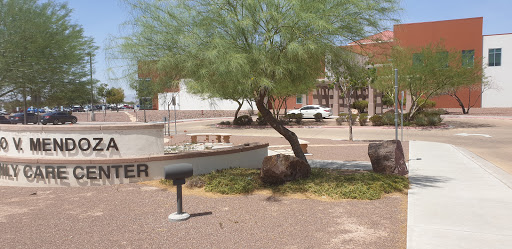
(164, 163, 193, 222)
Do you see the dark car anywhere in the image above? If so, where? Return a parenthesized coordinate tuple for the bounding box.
(0, 116, 13, 124)
(41, 112, 77, 125)
(9, 113, 39, 124)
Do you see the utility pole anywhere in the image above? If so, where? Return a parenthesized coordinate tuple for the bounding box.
(90, 53, 95, 121)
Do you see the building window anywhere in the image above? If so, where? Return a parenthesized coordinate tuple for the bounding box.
(462, 50, 474, 67)
(489, 48, 502, 67)
(296, 95, 303, 104)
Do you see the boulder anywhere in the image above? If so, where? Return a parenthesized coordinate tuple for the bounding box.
(368, 140, 408, 176)
(260, 154, 311, 184)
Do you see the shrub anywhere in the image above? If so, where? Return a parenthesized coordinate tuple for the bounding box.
(287, 113, 303, 124)
(219, 121, 231, 125)
(413, 114, 428, 126)
(359, 113, 369, 126)
(346, 113, 357, 125)
(278, 116, 290, 125)
(256, 112, 267, 125)
(336, 117, 345, 125)
(314, 112, 323, 122)
(382, 111, 396, 125)
(351, 100, 368, 113)
(233, 115, 253, 126)
(369, 115, 383, 126)
(294, 113, 303, 124)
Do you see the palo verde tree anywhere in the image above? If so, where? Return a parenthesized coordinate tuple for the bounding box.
(0, 0, 97, 113)
(118, 0, 399, 163)
(374, 42, 487, 118)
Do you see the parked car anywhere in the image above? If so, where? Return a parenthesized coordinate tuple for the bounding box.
(41, 112, 77, 125)
(72, 106, 85, 112)
(0, 116, 13, 124)
(0, 110, 9, 115)
(287, 105, 333, 119)
(9, 113, 40, 124)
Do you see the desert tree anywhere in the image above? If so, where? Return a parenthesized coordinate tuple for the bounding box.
(116, 0, 399, 163)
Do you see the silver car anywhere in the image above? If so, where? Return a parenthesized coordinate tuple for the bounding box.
(287, 105, 333, 118)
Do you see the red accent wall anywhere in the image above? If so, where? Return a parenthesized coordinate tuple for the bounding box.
(394, 17, 483, 108)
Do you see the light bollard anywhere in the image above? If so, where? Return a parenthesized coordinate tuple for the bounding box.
(164, 163, 193, 222)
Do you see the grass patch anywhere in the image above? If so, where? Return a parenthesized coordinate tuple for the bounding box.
(160, 168, 409, 200)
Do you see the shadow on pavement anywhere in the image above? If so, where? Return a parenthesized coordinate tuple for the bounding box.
(409, 175, 451, 188)
(190, 211, 213, 218)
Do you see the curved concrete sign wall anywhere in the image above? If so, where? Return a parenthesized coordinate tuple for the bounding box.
(0, 124, 267, 187)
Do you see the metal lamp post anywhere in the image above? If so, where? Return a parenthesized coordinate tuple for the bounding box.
(89, 53, 95, 121)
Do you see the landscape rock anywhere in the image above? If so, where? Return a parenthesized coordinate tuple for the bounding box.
(368, 140, 408, 176)
(260, 154, 311, 184)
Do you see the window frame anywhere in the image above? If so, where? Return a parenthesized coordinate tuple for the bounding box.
(489, 48, 502, 67)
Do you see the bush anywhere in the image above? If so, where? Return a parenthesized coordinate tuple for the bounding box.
(287, 113, 303, 124)
(359, 113, 369, 126)
(219, 121, 231, 125)
(233, 115, 253, 126)
(256, 112, 267, 125)
(413, 114, 428, 126)
(345, 113, 357, 125)
(313, 113, 323, 122)
(369, 115, 383, 126)
(278, 116, 290, 125)
(336, 115, 346, 125)
(351, 100, 368, 113)
(382, 111, 396, 125)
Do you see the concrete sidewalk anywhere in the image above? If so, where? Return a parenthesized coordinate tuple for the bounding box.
(407, 141, 512, 249)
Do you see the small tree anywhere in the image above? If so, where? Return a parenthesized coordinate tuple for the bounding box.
(374, 42, 487, 118)
(106, 87, 125, 112)
(328, 48, 373, 141)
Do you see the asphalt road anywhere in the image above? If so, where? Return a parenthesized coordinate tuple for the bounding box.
(173, 115, 512, 175)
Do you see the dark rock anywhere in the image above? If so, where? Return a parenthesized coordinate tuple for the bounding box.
(260, 154, 311, 184)
(368, 140, 408, 176)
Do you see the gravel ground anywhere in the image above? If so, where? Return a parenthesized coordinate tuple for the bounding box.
(0, 185, 407, 249)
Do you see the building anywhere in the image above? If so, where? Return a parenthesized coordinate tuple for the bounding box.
(287, 17, 511, 114)
(482, 33, 512, 107)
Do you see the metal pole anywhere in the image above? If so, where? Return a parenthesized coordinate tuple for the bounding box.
(394, 69, 398, 141)
(401, 91, 404, 142)
(90, 53, 95, 121)
(176, 184, 183, 214)
(174, 103, 177, 135)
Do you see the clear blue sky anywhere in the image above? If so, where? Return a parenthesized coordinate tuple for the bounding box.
(53, 0, 512, 102)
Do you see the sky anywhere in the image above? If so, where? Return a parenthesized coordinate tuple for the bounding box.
(52, 0, 512, 102)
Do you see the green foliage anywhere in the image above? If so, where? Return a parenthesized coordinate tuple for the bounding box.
(382, 111, 396, 125)
(336, 114, 347, 125)
(106, 88, 125, 106)
(233, 115, 253, 126)
(175, 168, 409, 200)
(359, 113, 369, 126)
(373, 41, 486, 118)
(382, 95, 395, 107)
(117, 0, 400, 159)
(417, 99, 436, 111)
(314, 113, 323, 122)
(286, 113, 303, 124)
(352, 100, 369, 113)
(0, 0, 97, 106)
(369, 115, 384, 126)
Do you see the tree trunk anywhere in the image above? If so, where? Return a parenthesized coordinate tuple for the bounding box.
(256, 88, 308, 164)
(347, 87, 353, 141)
(233, 100, 242, 123)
